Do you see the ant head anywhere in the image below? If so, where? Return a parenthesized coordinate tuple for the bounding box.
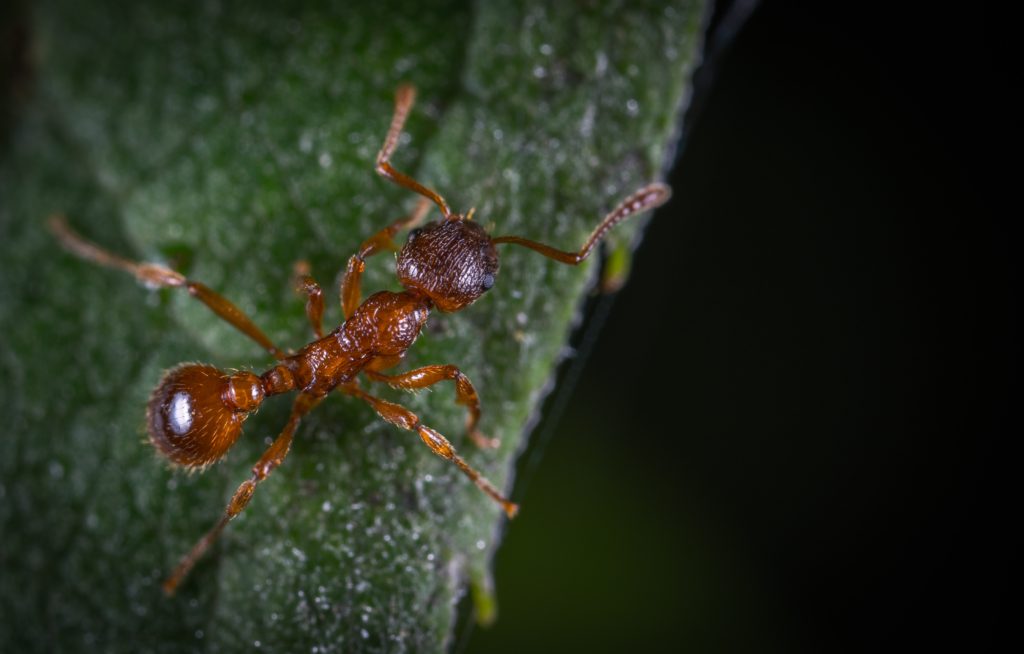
(396, 217, 499, 312)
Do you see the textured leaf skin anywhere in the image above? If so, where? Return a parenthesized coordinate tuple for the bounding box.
(0, 1, 705, 651)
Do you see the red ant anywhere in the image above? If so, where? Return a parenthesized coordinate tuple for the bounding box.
(49, 84, 671, 595)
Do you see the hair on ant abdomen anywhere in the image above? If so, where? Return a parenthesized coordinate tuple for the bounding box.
(49, 83, 671, 595)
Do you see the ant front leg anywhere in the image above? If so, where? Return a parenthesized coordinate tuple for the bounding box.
(365, 365, 499, 449)
(49, 216, 287, 360)
(340, 198, 430, 318)
(293, 260, 325, 338)
(162, 392, 321, 595)
(341, 384, 517, 518)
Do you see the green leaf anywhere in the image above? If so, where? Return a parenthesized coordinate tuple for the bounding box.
(0, 1, 705, 650)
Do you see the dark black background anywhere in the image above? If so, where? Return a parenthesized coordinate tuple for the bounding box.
(466, 2, 1011, 652)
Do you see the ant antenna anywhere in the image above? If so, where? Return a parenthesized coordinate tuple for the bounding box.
(492, 183, 671, 264)
(375, 84, 455, 220)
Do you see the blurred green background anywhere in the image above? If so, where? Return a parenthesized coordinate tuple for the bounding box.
(463, 3, 1007, 653)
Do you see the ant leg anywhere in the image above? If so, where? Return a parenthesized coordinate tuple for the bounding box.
(341, 384, 518, 518)
(49, 216, 287, 360)
(341, 198, 431, 318)
(162, 392, 321, 595)
(293, 261, 324, 338)
(492, 183, 672, 264)
(375, 84, 454, 219)
(365, 365, 499, 449)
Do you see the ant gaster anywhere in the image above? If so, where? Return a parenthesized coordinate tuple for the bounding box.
(49, 84, 671, 595)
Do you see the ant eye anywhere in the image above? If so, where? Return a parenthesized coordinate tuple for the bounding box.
(408, 228, 423, 241)
(481, 272, 495, 291)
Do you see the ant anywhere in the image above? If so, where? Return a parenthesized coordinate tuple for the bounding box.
(49, 84, 671, 596)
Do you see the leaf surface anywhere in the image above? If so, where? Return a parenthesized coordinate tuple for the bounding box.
(0, 1, 706, 650)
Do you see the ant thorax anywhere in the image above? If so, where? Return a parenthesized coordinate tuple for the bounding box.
(338, 290, 431, 358)
(396, 218, 499, 312)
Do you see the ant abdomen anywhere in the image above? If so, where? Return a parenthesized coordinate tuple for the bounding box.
(147, 364, 264, 467)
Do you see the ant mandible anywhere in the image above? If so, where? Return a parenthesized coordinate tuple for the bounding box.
(49, 84, 671, 596)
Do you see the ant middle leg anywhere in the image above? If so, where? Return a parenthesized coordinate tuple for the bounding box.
(341, 384, 517, 518)
(162, 392, 321, 595)
(365, 365, 499, 449)
(49, 215, 287, 360)
(340, 197, 431, 318)
(375, 84, 454, 220)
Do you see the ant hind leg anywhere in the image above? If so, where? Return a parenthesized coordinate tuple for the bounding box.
(49, 215, 287, 360)
(161, 392, 321, 595)
(341, 384, 517, 517)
